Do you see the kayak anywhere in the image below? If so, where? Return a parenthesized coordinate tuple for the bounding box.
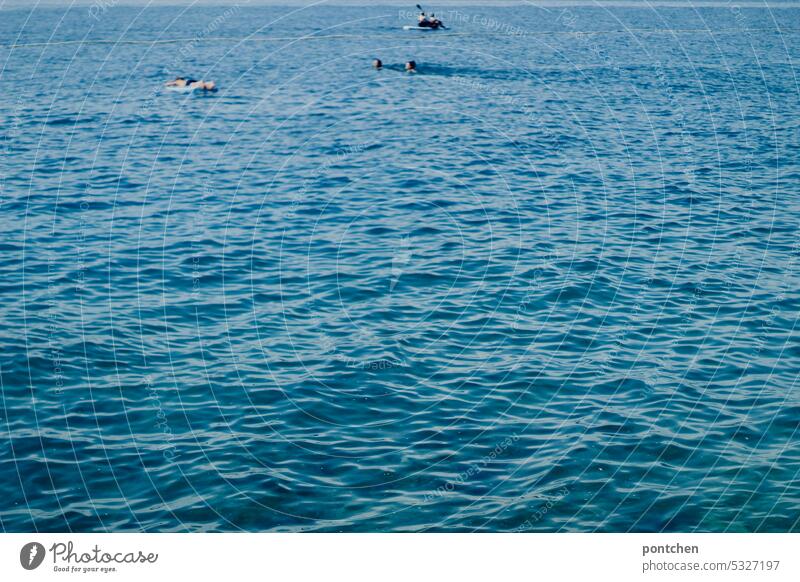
(402, 25, 443, 31)
(165, 85, 217, 93)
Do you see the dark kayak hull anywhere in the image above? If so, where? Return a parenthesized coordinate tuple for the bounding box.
(402, 24, 444, 31)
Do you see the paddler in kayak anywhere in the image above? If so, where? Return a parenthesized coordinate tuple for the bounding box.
(415, 5, 445, 29)
(166, 77, 217, 91)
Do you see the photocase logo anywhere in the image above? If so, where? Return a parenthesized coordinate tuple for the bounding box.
(20, 542, 46, 570)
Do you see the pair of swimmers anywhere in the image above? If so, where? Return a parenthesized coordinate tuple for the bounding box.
(168, 57, 415, 90)
(165, 77, 217, 91)
(372, 59, 417, 72)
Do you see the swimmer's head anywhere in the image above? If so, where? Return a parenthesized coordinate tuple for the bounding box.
(206, 81, 216, 90)
(372, 59, 382, 69)
(405, 60, 416, 72)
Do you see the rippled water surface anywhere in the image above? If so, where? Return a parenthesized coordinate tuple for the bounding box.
(1, 3, 800, 532)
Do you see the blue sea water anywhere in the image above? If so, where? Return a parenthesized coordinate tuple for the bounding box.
(1, 2, 799, 532)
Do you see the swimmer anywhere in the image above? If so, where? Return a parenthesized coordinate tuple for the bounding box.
(166, 77, 217, 91)
(405, 60, 417, 73)
(372, 58, 382, 69)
